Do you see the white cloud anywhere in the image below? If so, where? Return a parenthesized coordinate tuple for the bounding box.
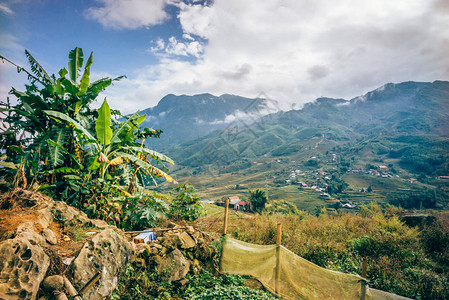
(149, 36, 204, 58)
(104, 0, 449, 114)
(0, 3, 13, 14)
(85, 0, 175, 30)
(165, 37, 203, 57)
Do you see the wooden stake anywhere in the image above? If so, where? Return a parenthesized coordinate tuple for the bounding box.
(79, 271, 102, 296)
(276, 223, 282, 245)
(275, 223, 282, 296)
(223, 198, 229, 235)
(360, 258, 367, 300)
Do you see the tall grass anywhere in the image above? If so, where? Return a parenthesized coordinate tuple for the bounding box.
(195, 204, 449, 299)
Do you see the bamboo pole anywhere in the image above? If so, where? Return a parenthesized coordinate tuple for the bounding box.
(223, 198, 230, 235)
(79, 271, 102, 296)
(360, 258, 367, 300)
(275, 223, 282, 296)
(276, 223, 282, 245)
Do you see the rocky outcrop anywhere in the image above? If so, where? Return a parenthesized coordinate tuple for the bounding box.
(0, 189, 218, 299)
(132, 225, 218, 284)
(0, 225, 50, 299)
(72, 228, 132, 299)
(0, 189, 131, 300)
(154, 248, 190, 281)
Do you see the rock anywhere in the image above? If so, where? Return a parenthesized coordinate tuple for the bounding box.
(14, 223, 46, 245)
(72, 228, 132, 300)
(35, 207, 54, 228)
(179, 232, 196, 249)
(52, 201, 89, 225)
(42, 229, 57, 245)
(0, 230, 50, 300)
(88, 219, 110, 229)
(155, 249, 190, 281)
(161, 234, 182, 251)
(186, 226, 195, 234)
(42, 275, 64, 292)
(153, 243, 162, 249)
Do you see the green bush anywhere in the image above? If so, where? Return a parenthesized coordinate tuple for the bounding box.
(170, 183, 203, 221)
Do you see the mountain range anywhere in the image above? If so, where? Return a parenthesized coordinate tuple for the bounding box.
(138, 93, 272, 150)
(148, 81, 447, 173)
(138, 80, 449, 210)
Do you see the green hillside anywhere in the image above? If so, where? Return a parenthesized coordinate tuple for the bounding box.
(157, 81, 449, 211)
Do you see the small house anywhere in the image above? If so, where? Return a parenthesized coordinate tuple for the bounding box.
(228, 196, 240, 209)
(235, 201, 250, 211)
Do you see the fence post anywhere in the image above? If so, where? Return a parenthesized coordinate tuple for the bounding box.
(275, 223, 282, 296)
(360, 258, 367, 300)
(223, 198, 229, 235)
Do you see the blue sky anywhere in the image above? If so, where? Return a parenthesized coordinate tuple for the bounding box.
(1, 0, 448, 114)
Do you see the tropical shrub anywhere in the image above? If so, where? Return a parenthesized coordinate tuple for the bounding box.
(249, 189, 268, 213)
(113, 266, 276, 300)
(169, 183, 203, 221)
(0, 48, 176, 226)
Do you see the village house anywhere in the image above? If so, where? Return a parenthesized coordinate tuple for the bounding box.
(235, 200, 250, 211)
(379, 165, 389, 171)
(228, 196, 240, 209)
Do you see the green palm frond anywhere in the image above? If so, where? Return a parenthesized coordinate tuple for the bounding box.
(68, 47, 84, 83)
(24, 50, 53, 84)
(47, 128, 69, 168)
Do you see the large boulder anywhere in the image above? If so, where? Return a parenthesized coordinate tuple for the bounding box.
(71, 228, 132, 299)
(179, 232, 196, 249)
(0, 228, 50, 299)
(154, 248, 190, 281)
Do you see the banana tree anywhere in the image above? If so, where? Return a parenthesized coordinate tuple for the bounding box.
(0, 48, 125, 186)
(45, 99, 176, 195)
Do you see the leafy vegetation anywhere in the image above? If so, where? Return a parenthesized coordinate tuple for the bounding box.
(113, 266, 276, 300)
(249, 189, 268, 213)
(169, 183, 203, 221)
(195, 204, 449, 299)
(0, 48, 176, 228)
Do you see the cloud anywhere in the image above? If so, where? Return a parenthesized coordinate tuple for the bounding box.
(85, 0, 175, 30)
(0, 3, 13, 14)
(307, 65, 330, 81)
(104, 0, 449, 114)
(220, 64, 252, 81)
(164, 37, 203, 57)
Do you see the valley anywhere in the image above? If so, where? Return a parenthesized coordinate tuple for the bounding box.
(150, 81, 449, 212)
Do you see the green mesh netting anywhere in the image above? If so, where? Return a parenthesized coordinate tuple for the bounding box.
(220, 236, 412, 300)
